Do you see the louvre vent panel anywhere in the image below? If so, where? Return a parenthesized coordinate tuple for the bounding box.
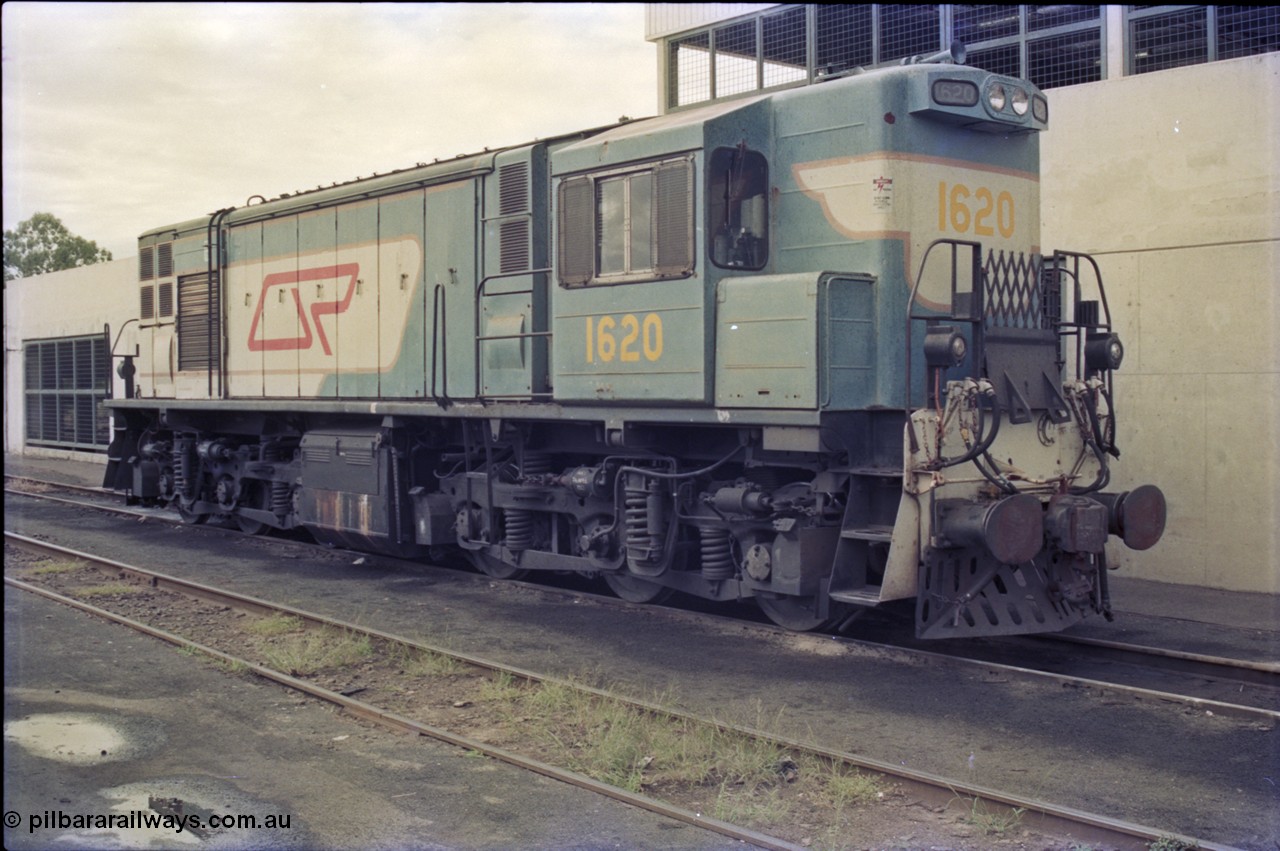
(498, 162, 530, 215)
(140, 285, 156, 320)
(557, 177, 594, 286)
(177, 273, 220, 372)
(499, 220, 530, 274)
(158, 281, 174, 317)
(302, 446, 333, 464)
(653, 160, 694, 277)
(157, 242, 174, 277)
(139, 247, 155, 281)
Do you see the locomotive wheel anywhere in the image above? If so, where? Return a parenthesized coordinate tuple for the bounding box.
(603, 571, 674, 604)
(756, 594, 842, 632)
(467, 550, 528, 581)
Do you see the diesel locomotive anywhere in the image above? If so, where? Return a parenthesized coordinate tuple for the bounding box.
(104, 53, 1166, 638)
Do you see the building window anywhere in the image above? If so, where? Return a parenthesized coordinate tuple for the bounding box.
(558, 158, 694, 287)
(957, 5, 1103, 90)
(709, 147, 769, 270)
(1127, 6, 1280, 75)
(23, 335, 111, 452)
(662, 4, 1278, 110)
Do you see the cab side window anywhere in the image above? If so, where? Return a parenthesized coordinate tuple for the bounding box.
(708, 146, 768, 270)
(558, 157, 693, 287)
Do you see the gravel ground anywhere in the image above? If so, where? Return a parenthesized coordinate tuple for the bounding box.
(6, 490, 1278, 849)
(3, 578, 755, 851)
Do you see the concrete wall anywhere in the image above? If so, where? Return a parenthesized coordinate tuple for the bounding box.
(3, 257, 136, 462)
(1041, 53, 1279, 593)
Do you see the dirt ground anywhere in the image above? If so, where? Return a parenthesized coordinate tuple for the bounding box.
(6, 538, 1151, 851)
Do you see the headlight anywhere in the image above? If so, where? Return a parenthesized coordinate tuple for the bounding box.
(1032, 95, 1049, 123)
(987, 83, 1006, 112)
(1010, 87, 1029, 116)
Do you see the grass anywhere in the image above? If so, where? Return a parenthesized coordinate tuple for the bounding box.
(27, 559, 85, 575)
(960, 796, 1025, 835)
(260, 627, 373, 676)
(247, 613, 305, 637)
(69, 582, 140, 598)
(393, 643, 464, 678)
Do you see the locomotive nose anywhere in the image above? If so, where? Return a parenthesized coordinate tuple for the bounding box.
(1093, 484, 1167, 551)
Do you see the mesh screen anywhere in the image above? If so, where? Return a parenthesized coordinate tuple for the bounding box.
(1131, 8, 1207, 74)
(762, 6, 808, 88)
(816, 4, 872, 75)
(967, 42, 1022, 77)
(954, 5, 1021, 44)
(714, 20, 758, 98)
(1028, 28, 1102, 88)
(879, 5, 942, 62)
(1027, 4, 1099, 32)
(1217, 6, 1280, 60)
(669, 32, 711, 107)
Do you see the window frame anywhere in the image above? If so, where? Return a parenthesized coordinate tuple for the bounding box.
(557, 155, 696, 289)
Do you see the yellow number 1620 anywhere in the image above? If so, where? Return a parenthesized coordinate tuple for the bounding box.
(585, 313, 663, 364)
(938, 181, 1016, 239)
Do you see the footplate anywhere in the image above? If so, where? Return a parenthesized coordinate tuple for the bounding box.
(916, 547, 1088, 639)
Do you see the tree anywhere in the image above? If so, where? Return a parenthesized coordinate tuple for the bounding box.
(3, 212, 113, 282)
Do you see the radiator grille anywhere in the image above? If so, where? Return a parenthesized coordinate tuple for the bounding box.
(177, 273, 220, 372)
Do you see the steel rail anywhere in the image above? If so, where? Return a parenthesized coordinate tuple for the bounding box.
(2, 571, 801, 851)
(1045, 632, 1280, 676)
(4, 532, 1234, 851)
(7, 481, 1277, 719)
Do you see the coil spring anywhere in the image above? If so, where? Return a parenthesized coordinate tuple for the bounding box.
(624, 486, 653, 561)
(262, 444, 292, 515)
(522, 450, 553, 478)
(700, 527, 734, 580)
(172, 442, 193, 499)
(506, 509, 533, 552)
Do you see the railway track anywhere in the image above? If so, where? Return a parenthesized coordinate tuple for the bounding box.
(8, 476, 1277, 724)
(7, 529, 1235, 851)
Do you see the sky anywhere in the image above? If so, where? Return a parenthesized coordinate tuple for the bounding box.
(2, 2, 657, 260)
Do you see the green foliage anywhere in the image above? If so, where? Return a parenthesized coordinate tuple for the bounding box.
(4, 212, 112, 281)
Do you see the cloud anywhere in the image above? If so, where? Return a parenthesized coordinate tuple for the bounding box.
(3, 3, 655, 257)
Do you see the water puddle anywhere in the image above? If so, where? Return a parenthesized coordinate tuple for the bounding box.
(4, 712, 132, 764)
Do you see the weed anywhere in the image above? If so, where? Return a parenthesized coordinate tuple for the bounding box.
(261, 627, 373, 675)
(394, 644, 463, 678)
(247, 614, 304, 637)
(713, 781, 789, 825)
(814, 757, 881, 808)
(69, 583, 138, 598)
(28, 559, 85, 575)
(478, 671, 523, 703)
(961, 797, 1025, 835)
(1148, 837, 1199, 851)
